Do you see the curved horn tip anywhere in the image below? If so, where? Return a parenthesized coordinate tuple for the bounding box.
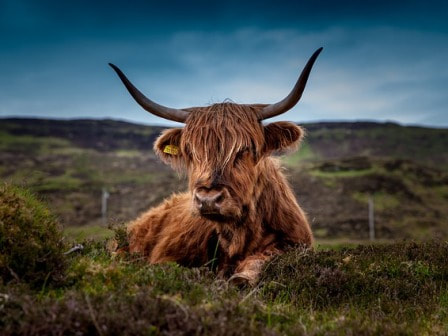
(259, 47, 323, 120)
(108, 63, 121, 72)
(108, 62, 189, 123)
(313, 47, 324, 58)
(308, 47, 324, 63)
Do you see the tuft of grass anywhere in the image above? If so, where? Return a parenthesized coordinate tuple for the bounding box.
(0, 183, 67, 287)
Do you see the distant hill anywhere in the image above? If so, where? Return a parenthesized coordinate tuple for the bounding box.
(2, 118, 447, 167)
(1, 118, 447, 241)
(0, 118, 163, 152)
(289, 121, 448, 168)
(2, 118, 447, 166)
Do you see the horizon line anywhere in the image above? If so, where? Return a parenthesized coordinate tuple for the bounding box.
(1, 116, 447, 130)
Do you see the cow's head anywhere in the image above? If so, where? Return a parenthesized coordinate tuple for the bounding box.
(110, 48, 322, 222)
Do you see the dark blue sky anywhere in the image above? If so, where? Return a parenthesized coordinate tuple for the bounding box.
(1, 0, 447, 126)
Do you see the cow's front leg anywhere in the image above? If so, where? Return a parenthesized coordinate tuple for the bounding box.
(229, 248, 280, 286)
(229, 255, 266, 286)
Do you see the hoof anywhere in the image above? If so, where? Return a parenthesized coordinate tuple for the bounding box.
(228, 272, 256, 287)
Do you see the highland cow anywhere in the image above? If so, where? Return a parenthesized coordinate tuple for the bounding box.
(109, 47, 322, 285)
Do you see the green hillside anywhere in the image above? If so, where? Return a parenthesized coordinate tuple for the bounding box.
(286, 122, 448, 168)
(0, 118, 447, 241)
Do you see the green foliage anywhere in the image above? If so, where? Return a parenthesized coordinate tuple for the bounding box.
(258, 242, 448, 334)
(110, 223, 129, 249)
(1, 240, 448, 335)
(262, 242, 448, 307)
(0, 286, 270, 336)
(0, 183, 67, 287)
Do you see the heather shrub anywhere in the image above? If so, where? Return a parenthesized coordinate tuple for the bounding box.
(0, 183, 66, 287)
(261, 241, 448, 309)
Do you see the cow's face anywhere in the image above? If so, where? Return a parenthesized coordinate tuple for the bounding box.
(154, 103, 303, 222)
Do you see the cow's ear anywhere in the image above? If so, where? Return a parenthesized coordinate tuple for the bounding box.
(154, 128, 184, 167)
(263, 121, 304, 154)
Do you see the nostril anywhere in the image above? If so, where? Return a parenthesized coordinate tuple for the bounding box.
(215, 194, 224, 204)
(194, 194, 203, 208)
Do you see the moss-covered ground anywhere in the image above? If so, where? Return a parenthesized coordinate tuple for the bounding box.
(1, 239, 447, 335)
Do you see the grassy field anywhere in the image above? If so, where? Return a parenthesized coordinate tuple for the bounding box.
(1, 238, 447, 335)
(1, 184, 447, 335)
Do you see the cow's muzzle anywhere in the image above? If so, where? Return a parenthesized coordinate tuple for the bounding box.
(194, 188, 224, 215)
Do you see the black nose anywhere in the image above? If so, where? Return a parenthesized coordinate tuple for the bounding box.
(194, 190, 224, 214)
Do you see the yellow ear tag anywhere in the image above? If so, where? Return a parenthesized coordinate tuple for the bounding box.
(163, 145, 179, 155)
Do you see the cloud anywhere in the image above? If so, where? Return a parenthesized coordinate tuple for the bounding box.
(0, 23, 447, 127)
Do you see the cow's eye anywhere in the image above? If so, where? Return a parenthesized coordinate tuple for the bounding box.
(234, 148, 249, 165)
(184, 146, 193, 160)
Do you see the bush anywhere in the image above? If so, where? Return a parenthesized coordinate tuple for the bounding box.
(0, 183, 66, 287)
(1, 240, 447, 335)
(260, 241, 448, 309)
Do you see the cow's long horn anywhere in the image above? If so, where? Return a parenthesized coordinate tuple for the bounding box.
(260, 47, 323, 120)
(109, 63, 189, 123)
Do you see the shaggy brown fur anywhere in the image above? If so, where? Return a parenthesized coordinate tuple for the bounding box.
(128, 102, 313, 285)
